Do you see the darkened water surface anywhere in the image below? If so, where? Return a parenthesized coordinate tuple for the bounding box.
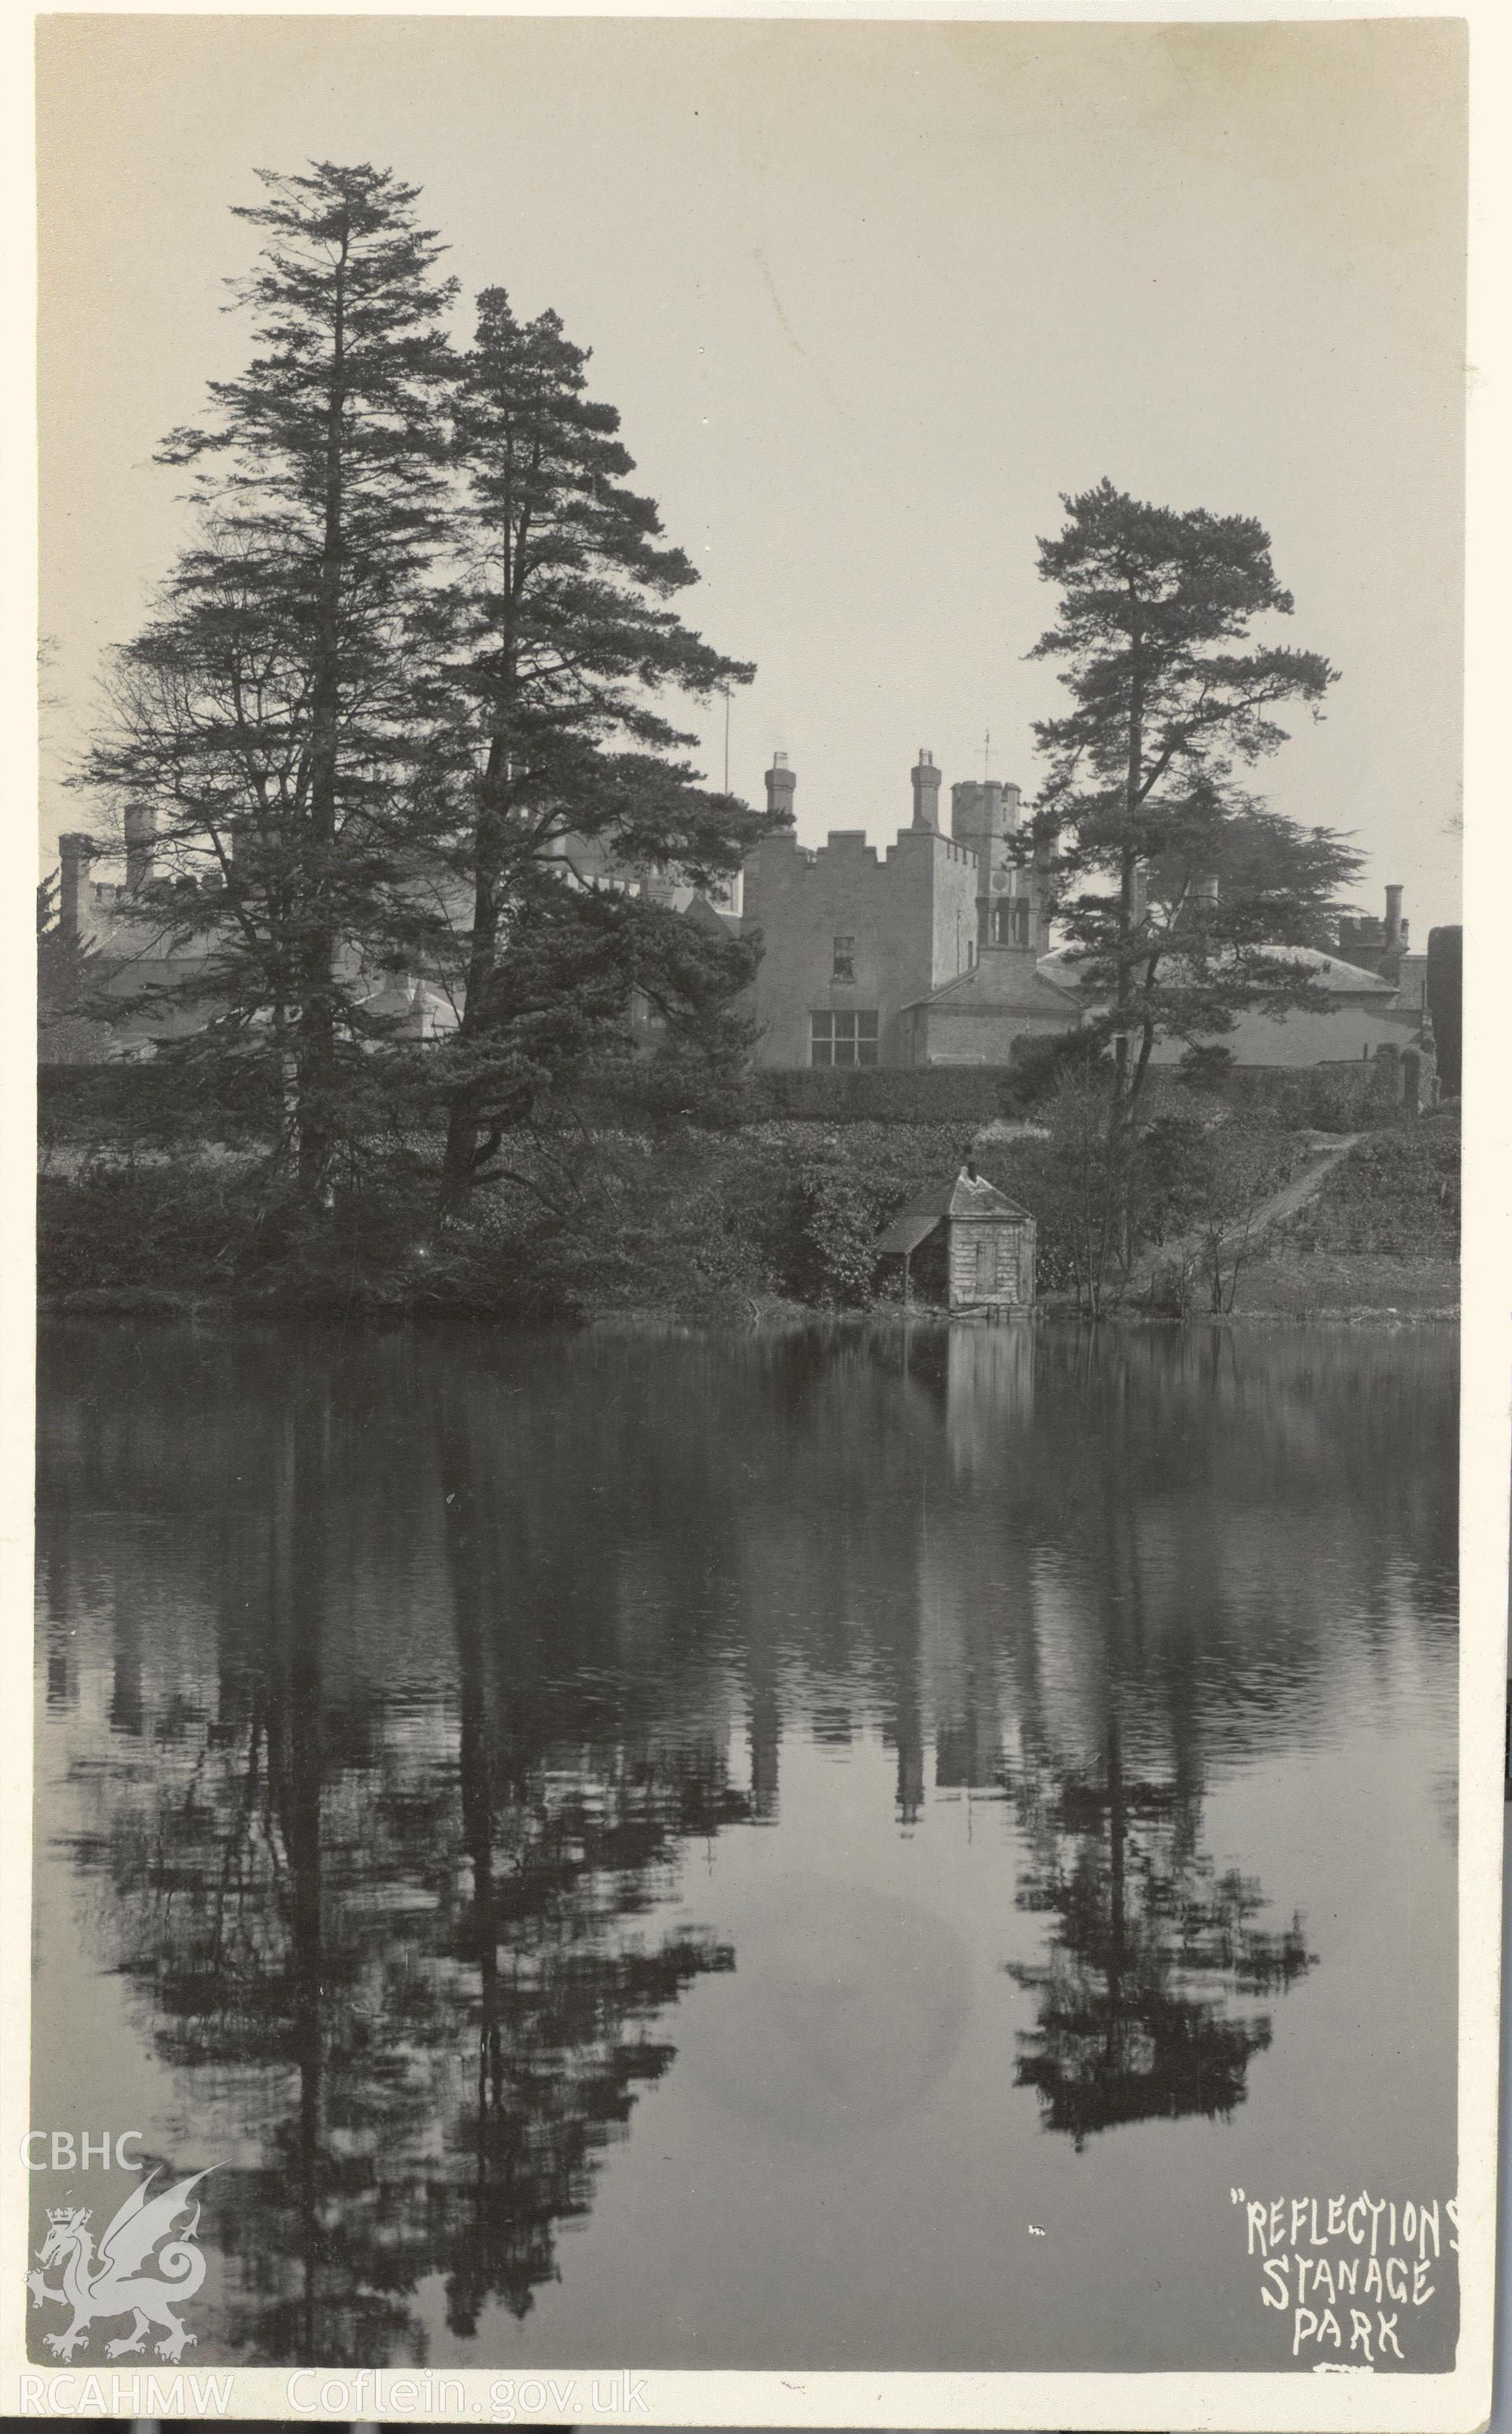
(34, 1320, 1458, 2373)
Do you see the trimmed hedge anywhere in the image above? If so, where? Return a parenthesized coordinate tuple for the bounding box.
(750, 1066, 1022, 1123)
(1140, 1060, 1409, 1133)
(43, 1048, 1429, 1141)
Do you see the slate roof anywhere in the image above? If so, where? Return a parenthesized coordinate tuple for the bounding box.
(1036, 941, 1399, 999)
(901, 947, 1082, 1018)
(876, 1167, 1034, 1257)
(684, 892, 744, 938)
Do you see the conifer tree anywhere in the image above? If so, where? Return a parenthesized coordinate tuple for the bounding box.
(422, 290, 775, 1212)
(1029, 480, 1347, 1136)
(79, 163, 458, 1199)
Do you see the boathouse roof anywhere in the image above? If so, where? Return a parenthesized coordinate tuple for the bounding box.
(876, 1166, 1033, 1257)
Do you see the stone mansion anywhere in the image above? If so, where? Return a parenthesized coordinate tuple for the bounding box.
(734, 753, 1077, 1069)
(45, 744, 1448, 1086)
(729, 751, 1440, 1078)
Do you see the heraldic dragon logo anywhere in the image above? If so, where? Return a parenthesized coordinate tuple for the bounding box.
(28, 2168, 214, 2362)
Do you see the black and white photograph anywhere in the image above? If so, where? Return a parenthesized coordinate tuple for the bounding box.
(12, 7, 1503, 2423)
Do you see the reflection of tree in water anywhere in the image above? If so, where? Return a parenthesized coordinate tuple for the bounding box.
(1006, 1722, 1315, 2151)
(38, 1318, 1455, 2357)
(67, 1383, 744, 2365)
(428, 1386, 742, 2339)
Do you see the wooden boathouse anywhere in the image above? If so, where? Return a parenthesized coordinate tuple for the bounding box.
(876, 1163, 1036, 1313)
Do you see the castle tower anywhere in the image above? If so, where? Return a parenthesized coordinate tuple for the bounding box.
(951, 780, 1026, 949)
(124, 802, 156, 896)
(57, 833, 97, 948)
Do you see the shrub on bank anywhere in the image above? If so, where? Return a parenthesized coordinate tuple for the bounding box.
(39, 1165, 252, 1296)
(729, 1122, 981, 1305)
(38, 1119, 992, 1318)
(1290, 1113, 1459, 1257)
(38, 1160, 463, 1312)
(39, 1099, 1456, 1320)
(476, 1121, 988, 1314)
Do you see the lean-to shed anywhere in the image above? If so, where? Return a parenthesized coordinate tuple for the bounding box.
(876, 1163, 1036, 1312)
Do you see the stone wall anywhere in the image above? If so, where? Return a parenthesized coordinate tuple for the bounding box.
(739, 826, 978, 1068)
(917, 996, 1076, 1065)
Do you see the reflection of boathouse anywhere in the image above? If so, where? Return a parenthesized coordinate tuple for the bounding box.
(878, 1164, 1036, 1312)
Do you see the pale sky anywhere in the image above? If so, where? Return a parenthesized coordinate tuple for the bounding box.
(37, 13, 1467, 932)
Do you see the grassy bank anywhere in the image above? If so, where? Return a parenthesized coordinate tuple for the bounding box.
(38, 1104, 1459, 1326)
(1217, 1113, 1459, 1322)
(1222, 1252, 1458, 1322)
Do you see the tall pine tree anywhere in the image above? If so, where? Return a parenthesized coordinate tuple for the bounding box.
(80, 163, 458, 1199)
(421, 290, 775, 1212)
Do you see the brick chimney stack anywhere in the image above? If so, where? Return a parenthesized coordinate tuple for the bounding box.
(124, 801, 155, 896)
(57, 833, 97, 948)
(765, 753, 796, 826)
(911, 750, 941, 832)
(1384, 884, 1406, 952)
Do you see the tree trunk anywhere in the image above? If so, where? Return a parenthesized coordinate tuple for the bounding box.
(298, 219, 351, 1209)
(1107, 610, 1145, 1271)
(439, 742, 510, 1219)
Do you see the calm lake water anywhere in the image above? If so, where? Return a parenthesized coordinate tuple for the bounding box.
(34, 1318, 1458, 2373)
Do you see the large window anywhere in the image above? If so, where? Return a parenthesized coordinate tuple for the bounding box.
(811, 1011, 879, 1067)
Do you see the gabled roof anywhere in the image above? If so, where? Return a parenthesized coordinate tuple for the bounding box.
(684, 892, 743, 937)
(902, 948, 1082, 1018)
(876, 1167, 1034, 1256)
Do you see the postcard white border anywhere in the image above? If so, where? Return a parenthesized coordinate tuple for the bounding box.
(2, 2, 1505, 2425)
